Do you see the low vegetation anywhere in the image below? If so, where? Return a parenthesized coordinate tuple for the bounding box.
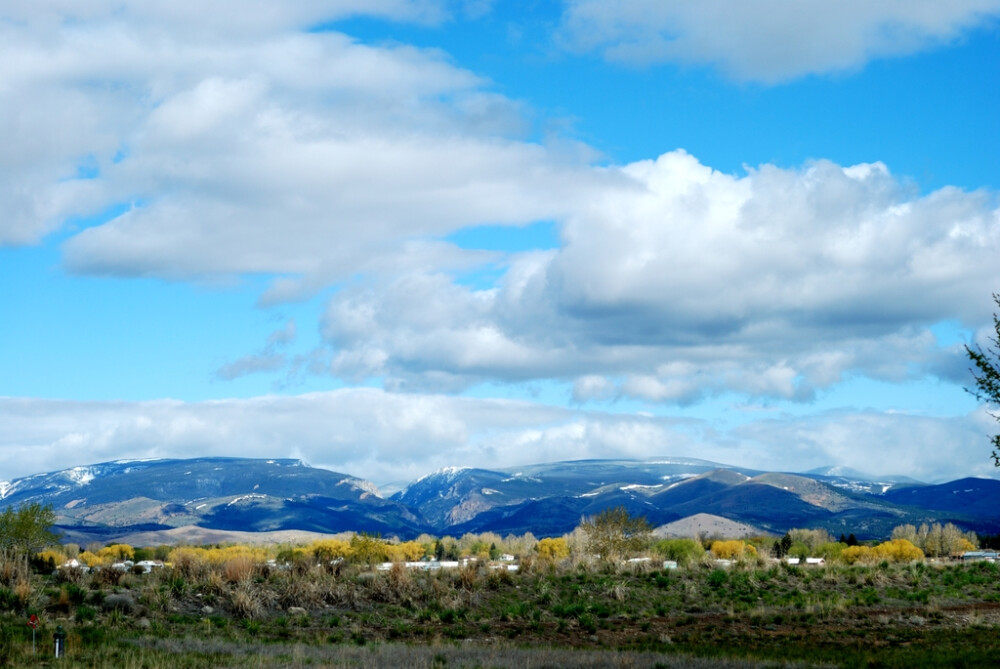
(1, 504, 998, 667)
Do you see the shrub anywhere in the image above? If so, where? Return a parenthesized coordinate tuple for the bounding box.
(169, 548, 208, 579)
(230, 582, 262, 620)
(486, 567, 513, 590)
(458, 564, 480, 591)
(92, 565, 124, 587)
(873, 538, 924, 563)
(710, 540, 757, 561)
(654, 538, 704, 567)
(75, 604, 97, 622)
(841, 546, 875, 565)
(64, 583, 87, 606)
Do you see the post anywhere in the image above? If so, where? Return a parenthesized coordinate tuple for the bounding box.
(53, 625, 66, 659)
(27, 614, 38, 654)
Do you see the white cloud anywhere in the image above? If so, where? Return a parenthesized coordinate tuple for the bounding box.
(0, 393, 992, 484)
(215, 320, 297, 381)
(1, 2, 602, 275)
(0, 392, 618, 484)
(0, 2, 465, 246)
(558, 0, 1000, 82)
(321, 151, 1000, 401)
(2, 1, 452, 35)
(732, 408, 1000, 482)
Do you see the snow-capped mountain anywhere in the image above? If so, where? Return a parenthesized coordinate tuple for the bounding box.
(0, 457, 424, 542)
(2, 456, 998, 543)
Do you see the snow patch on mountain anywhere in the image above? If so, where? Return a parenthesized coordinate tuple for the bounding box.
(825, 479, 898, 495)
(63, 466, 96, 486)
(414, 466, 470, 484)
(227, 494, 267, 506)
(501, 473, 542, 483)
(661, 473, 697, 484)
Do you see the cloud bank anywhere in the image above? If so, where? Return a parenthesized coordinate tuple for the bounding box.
(1, 393, 994, 486)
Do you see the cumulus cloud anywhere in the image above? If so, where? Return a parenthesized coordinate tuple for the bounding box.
(322, 151, 1000, 401)
(558, 0, 1000, 82)
(0, 393, 991, 485)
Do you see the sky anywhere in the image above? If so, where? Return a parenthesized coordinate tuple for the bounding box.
(1, 0, 999, 487)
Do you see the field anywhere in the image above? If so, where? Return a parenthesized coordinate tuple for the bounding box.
(2, 557, 999, 668)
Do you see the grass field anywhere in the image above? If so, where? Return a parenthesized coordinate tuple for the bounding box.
(2, 558, 998, 667)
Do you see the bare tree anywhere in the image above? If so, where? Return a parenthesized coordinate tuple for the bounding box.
(580, 506, 651, 563)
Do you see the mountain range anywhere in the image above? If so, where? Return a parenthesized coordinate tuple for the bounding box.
(1, 457, 997, 544)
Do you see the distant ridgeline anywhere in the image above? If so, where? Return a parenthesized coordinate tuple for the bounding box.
(1, 457, 998, 544)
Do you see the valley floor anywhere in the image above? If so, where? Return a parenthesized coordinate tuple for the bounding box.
(2, 559, 999, 667)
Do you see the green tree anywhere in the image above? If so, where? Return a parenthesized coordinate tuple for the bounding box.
(772, 532, 793, 558)
(580, 506, 652, 563)
(0, 503, 59, 579)
(349, 533, 387, 567)
(965, 293, 1000, 466)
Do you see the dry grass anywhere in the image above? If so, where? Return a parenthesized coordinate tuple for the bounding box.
(121, 638, 818, 669)
(229, 581, 264, 619)
(274, 568, 328, 609)
(223, 556, 255, 584)
(170, 548, 209, 580)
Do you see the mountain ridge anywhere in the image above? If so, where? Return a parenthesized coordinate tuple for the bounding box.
(3, 456, 998, 543)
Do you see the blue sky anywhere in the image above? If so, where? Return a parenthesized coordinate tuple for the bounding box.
(1, 1, 999, 486)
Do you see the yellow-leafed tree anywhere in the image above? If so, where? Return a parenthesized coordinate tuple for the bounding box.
(311, 539, 352, 563)
(536, 537, 570, 561)
(98, 544, 134, 562)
